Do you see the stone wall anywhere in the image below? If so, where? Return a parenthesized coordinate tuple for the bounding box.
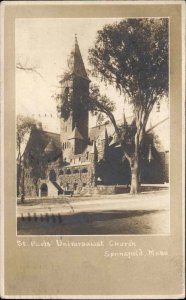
(58, 171, 92, 193)
(80, 185, 129, 196)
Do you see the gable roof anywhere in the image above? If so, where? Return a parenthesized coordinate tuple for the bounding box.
(89, 123, 115, 141)
(68, 126, 84, 140)
(24, 129, 61, 159)
(44, 139, 58, 153)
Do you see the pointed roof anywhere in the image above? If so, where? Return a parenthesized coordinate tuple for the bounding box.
(68, 125, 84, 140)
(67, 35, 90, 81)
(44, 139, 57, 153)
(89, 123, 115, 142)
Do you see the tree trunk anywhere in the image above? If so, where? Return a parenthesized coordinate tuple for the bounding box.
(130, 156, 139, 194)
(20, 163, 25, 202)
(130, 133, 140, 194)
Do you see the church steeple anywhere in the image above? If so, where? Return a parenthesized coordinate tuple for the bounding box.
(59, 36, 90, 161)
(67, 34, 90, 81)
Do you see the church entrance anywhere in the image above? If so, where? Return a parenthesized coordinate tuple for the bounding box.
(40, 183, 48, 197)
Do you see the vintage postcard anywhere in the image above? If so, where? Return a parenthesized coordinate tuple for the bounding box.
(1, 0, 185, 298)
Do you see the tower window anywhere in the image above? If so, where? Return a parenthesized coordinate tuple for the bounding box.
(66, 169, 71, 175)
(74, 183, 78, 190)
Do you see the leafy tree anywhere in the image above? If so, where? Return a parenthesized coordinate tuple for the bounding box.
(88, 18, 168, 194)
(17, 114, 39, 164)
(16, 114, 41, 197)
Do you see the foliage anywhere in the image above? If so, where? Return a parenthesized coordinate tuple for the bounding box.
(119, 121, 137, 156)
(16, 114, 40, 164)
(88, 18, 168, 135)
(55, 19, 168, 193)
(88, 18, 168, 193)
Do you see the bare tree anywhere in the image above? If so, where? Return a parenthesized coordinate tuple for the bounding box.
(16, 59, 44, 79)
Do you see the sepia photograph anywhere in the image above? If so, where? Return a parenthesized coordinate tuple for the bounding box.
(1, 1, 185, 298)
(16, 17, 170, 236)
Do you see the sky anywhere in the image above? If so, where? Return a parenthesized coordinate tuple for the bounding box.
(15, 17, 169, 149)
(16, 18, 130, 132)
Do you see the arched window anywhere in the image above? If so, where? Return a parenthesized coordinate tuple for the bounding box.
(82, 168, 88, 173)
(74, 183, 78, 190)
(40, 183, 48, 197)
(49, 169, 56, 182)
(73, 169, 79, 174)
(66, 169, 71, 175)
(59, 170, 64, 175)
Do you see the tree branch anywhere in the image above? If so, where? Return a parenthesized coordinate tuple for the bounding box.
(16, 62, 44, 79)
(88, 96, 120, 137)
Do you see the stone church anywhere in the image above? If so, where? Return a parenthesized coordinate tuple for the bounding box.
(18, 37, 169, 198)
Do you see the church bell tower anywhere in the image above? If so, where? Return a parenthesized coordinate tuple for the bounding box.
(57, 35, 90, 161)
